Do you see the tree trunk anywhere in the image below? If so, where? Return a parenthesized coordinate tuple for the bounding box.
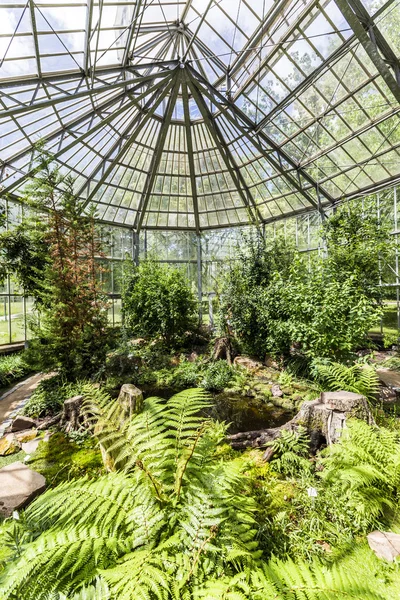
(212, 337, 233, 365)
(227, 391, 375, 460)
(60, 395, 84, 432)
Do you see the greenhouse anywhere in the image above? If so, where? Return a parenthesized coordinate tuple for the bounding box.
(1, 0, 400, 598)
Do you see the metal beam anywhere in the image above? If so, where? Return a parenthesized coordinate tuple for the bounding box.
(213, 0, 293, 89)
(80, 72, 177, 211)
(134, 71, 183, 232)
(186, 73, 262, 225)
(122, 0, 143, 66)
(334, 0, 400, 104)
(182, 79, 200, 234)
(187, 64, 333, 209)
(0, 69, 172, 118)
(83, 0, 94, 75)
(1, 73, 173, 196)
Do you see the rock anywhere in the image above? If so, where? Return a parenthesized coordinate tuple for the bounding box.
(367, 531, 400, 561)
(377, 368, 400, 389)
(271, 384, 283, 398)
(118, 384, 143, 418)
(234, 356, 264, 372)
(130, 338, 146, 346)
(0, 434, 21, 456)
(0, 461, 46, 517)
(264, 355, 279, 369)
(11, 416, 36, 432)
(15, 429, 37, 443)
(21, 439, 41, 454)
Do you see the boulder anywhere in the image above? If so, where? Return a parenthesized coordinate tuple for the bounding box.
(271, 384, 283, 398)
(0, 434, 21, 456)
(234, 356, 264, 372)
(118, 384, 143, 418)
(21, 439, 41, 454)
(11, 416, 36, 432)
(0, 462, 46, 518)
(367, 531, 400, 561)
(15, 429, 37, 443)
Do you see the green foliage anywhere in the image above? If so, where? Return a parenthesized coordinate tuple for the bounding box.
(221, 202, 390, 361)
(0, 353, 30, 388)
(122, 259, 197, 346)
(381, 356, 400, 372)
(22, 375, 86, 418)
(312, 361, 379, 402)
(0, 387, 260, 599)
(320, 420, 400, 527)
(2, 388, 400, 598)
(201, 360, 236, 392)
(9, 155, 110, 381)
(269, 427, 312, 477)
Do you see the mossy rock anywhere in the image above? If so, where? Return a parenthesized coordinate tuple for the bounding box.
(281, 386, 294, 396)
(28, 433, 104, 488)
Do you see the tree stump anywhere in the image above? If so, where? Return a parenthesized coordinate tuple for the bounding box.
(118, 384, 143, 419)
(99, 384, 143, 472)
(212, 337, 234, 365)
(227, 390, 375, 460)
(60, 395, 84, 432)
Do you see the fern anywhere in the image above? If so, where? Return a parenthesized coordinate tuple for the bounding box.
(1, 386, 397, 599)
(313, 361, 379, 402)
(320, 419, 400, 525)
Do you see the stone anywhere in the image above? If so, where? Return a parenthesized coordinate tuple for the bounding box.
(130, 338, 146, 346)
(377, 368, 400, 389)
(15, 429, 37, 443)
(367, 531, 400, 561)
(21, 439, 41, 455)
(234, 356, 264, 372)
(0, 434, 21, 456)
(0, 461, 46, 517)
(271, 384, 283, 398)
(10, 416, 36, 432)
(118, 384, 143, 418)
(264, 355, 279, 369)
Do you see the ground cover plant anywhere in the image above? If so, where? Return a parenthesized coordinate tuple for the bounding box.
(0, 353, 30, 388)
(2, 386, 400, 599)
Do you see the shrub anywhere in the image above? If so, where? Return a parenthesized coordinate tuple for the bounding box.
(221, 202, 390, 361)
(23, 376, 85, 418)
(122, 259, 197, 346)
(201, 359, 236, 392)
(0, 354, 29, 388)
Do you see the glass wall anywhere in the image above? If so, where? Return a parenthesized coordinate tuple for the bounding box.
(2, 184, 400, 345)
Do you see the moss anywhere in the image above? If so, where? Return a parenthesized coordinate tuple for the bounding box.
(27, 433, 104, 487)
(0, 450, 25, 469)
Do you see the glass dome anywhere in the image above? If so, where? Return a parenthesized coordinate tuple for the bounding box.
(1, 0, 400, 230)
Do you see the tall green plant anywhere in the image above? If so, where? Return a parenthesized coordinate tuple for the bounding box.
(4, 155, 110, 380)
(122, 259, 197, 346)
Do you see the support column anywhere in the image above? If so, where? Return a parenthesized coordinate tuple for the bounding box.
(197, 233, 203, 325)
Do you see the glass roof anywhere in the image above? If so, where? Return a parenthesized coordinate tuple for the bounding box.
(1, 0, 400, 230)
